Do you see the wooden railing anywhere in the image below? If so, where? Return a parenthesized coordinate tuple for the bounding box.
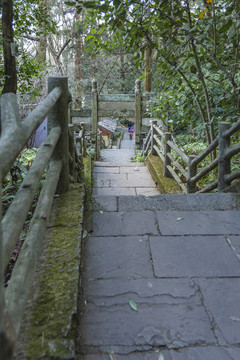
(0, 76, 86, 356)
(142, 119, 240, 193)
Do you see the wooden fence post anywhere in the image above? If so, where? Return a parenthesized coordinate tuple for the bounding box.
(48, 76, 70, 193)
(68, 124, 77, 182)
(135, 79, 141, 151)
(164, 132, 172, 178)
(187, 155, 197, 193)
(80, 122, 86, 157)
(150, 120, 157, 155)
(218, 122, 231, 192)
(92, 79, 98, 160)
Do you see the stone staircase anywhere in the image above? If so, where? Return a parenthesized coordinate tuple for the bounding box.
(77, 136, 240, 359)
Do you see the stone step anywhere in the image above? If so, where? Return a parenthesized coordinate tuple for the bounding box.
(93, 192, 240, 212)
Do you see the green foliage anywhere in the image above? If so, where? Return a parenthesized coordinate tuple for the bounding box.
(2, 148, 39, 212)
(110, 130, 121, 142)
(83, 0, 240, 143)
(1, 0, 57, 96)
(17, 51, 46, 98)
(131, 151, 146, 163)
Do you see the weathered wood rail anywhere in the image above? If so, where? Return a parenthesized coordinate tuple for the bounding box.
(0, 76, 86, 357)
(142, 119, 240, 193)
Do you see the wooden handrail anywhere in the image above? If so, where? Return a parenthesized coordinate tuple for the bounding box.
(0, 76, 87, 352)
(144, 119, 240, 193)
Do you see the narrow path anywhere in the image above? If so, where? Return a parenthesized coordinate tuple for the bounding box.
(77, 130, 240, 359)
(100, 128, 135, 163)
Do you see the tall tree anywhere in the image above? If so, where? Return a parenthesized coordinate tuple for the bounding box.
(1, 0, 17, 94)
(82, 0, 240, 145)
(74, 12, 83, 107)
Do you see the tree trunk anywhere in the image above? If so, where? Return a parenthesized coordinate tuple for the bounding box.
(36, 0, 48, 64)
(2, 0, 17, 94)
(36, 35, 47, 63)
(143, 47, 153, 92)
(74, 13, 82, 108)
(120, 53, 125, 93)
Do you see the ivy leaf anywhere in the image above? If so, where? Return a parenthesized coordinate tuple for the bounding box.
(129, 299, 138, 311)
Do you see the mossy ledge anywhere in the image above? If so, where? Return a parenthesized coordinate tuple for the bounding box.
(146, 155, 183, 194)
(14, 183, 85, 360)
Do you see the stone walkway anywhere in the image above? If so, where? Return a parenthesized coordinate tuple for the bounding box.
(77, 130, 240, 359)
(100, 127, 135, 163)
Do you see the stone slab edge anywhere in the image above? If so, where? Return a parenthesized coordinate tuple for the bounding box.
(146, 155, 182, 194)
(14, 184, 85, 360)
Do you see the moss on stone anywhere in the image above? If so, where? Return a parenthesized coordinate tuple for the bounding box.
(146, 155, 183, 194)
(83, 156, 93, 232)
(24, 184, 84, 359)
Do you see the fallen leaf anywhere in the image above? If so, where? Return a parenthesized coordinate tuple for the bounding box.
(129, 299, 138, 311)
(230, 315, 240, 321)
(177, 217, 183, 221)
(109, 351, 117, 360)
(83, 230, 88, 239)
(158, 353, 164, 360)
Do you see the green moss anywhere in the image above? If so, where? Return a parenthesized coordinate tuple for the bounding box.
(146, 155, 183, 194)
(83, 156, 94, 232)
(25, 184, 84, 359)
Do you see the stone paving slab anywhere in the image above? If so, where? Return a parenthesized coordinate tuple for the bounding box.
(93, 173, 158, 189)
(80, 300, 215, 350)
(120, 166, 149, 173)
(226, 235, 240, 258)
(92, 195, 118, 212)
(78, 137, 240, 360)
(150, 236, 240, 278)
(196, 278, 240, 345)
(84, 236, 153, 280)
(84, 278, 200, 306)
(100, 149, 134, 162)
(92, 193, 240, 212)
(93, 187, 136, 196)
(82, 347, 240, 360)
(156, 210, 240, 235)
(93, 166, 120, 173)
(128, 172, 155, 181)
(110, 178, 157, 188)
(94, 161, 145, 167)
(136, 188, 160, 196)
(118, 193, 240, 211)
(93, 172, 127, 186)
(91, 211, 159, 236)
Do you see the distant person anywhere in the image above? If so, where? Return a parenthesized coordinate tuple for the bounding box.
(128, 121, 132, 131)
(129, 128, 133, 140)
